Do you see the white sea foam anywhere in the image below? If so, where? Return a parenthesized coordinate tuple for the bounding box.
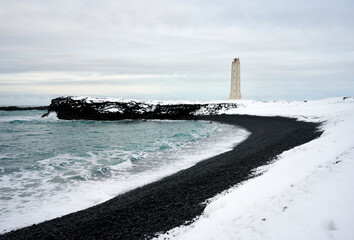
(0, 119, 249, 233)
(0, 111, 58, 123)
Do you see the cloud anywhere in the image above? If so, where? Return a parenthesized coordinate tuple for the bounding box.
(0, 0, 353, 104)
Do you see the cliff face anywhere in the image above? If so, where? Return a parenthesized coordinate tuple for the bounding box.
(43, 97, 238, 120)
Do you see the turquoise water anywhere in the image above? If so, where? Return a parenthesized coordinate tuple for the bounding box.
(0, 110, 249, 233)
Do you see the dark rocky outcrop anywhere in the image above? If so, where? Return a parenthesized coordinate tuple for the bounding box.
(0, 106, 48, 111)
(41, 96, 238, 120)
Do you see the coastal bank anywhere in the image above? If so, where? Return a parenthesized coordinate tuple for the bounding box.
(0, 98, 322, 240)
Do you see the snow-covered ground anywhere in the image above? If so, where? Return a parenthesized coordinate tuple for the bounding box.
(156, 97, 354, 240)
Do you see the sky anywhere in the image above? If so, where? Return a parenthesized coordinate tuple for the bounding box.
(0, 0, 353, 105)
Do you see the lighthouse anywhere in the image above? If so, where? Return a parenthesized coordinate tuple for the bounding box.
(229, 58, 241, 100)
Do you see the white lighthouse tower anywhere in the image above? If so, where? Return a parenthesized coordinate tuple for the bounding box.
(229, 57, 241, 100)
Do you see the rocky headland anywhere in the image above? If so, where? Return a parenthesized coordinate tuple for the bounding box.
(41, 96, 238, 120)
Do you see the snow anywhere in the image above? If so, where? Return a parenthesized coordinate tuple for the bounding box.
(68, 96, 202, 105)
(105, 108, 122, 113)
(155, 97, 354, 240)
(66, 95, 239, 106)
(100, 106, 124, 113)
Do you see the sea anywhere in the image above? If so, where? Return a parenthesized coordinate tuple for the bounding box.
(0, 109, 249, 233)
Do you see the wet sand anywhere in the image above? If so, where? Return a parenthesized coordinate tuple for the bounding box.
(0, 115, 322, 240)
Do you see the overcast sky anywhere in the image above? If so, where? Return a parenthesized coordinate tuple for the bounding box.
(1, 0, 353, 105)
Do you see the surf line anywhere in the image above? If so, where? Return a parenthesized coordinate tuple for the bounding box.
(1, 114, 322, 240)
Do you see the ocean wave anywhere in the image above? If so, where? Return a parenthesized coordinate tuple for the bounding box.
(0, 111, 58, 123)
(0, 111, 250, 233)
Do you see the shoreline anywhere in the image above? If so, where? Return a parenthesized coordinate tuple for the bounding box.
(0, 106, 48, 111)
(0, 114, 322, 240)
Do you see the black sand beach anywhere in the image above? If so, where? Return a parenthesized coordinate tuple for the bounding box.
(0, 115, 322, 240)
